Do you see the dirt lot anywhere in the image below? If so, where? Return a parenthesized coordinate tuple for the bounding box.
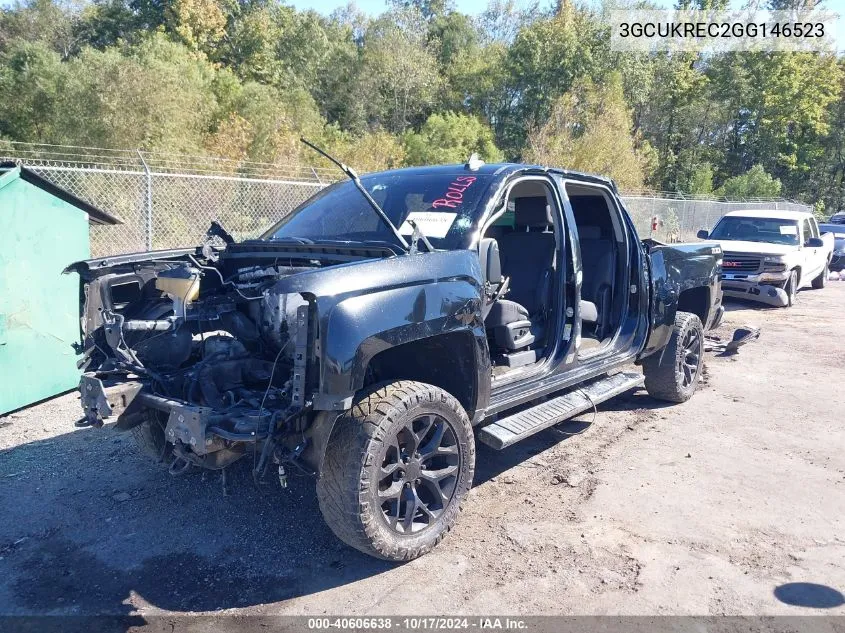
(1, 284, 844, 619)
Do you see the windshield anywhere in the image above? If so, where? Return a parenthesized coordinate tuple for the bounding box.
(262, 172, 495, 250)
(710, 216, 800, 246)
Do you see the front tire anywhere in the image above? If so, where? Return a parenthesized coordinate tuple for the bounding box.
(316, 381, 475, 561)
(642, 311, 704, 403)
(811, 262, 829, 289)
(785, 269, 799, 306)
(129, 409, 173, 465)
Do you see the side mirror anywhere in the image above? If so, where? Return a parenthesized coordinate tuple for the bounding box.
(479, 238, 502, 285)
(697, 229, 709, 240)
(806, 237, 824, 248)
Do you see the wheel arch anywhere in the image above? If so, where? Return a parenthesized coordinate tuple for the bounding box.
(676, 286, 710, 327)
(362, 331, 482, 419)
(302, 331, 488, 475)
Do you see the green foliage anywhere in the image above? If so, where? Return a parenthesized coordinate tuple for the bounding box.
(1, 0, 844, 216)
(687, 164, 714, 195)
(56, 33, 217, 151)
(523, 74, 650, 191)
(403, 111, 503, 165)
(0, 40, 65, 140)
(355, 8, 442, 134)
(498, 8, 612, 153)
(813, 199, 826, 222)
(715, 165, 783, 199)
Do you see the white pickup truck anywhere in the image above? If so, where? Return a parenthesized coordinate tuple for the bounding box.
(698, 209, 834, 307)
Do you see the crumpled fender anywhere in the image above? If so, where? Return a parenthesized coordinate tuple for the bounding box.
(265, 249, 487, 411)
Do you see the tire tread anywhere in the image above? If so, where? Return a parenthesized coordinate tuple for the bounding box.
(642, 311, 703, 403)
(316, 380, 474, 561)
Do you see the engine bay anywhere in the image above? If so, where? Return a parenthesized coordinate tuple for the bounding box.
(75, 239, 396, 474)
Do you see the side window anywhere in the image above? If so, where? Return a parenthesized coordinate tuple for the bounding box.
(802, 218, 813, 243)
(809, 217, 820, 238)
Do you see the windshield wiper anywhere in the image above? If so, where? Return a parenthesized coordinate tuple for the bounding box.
(300, 138, 410, 252)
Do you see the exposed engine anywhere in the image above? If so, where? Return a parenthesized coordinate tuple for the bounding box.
(77, 247, 320, 475)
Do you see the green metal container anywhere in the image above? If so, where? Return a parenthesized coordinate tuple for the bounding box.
(0, 165, 120, 414)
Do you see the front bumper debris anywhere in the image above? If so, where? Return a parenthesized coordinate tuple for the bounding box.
(722, 281, 789, 307)
(78, 373, 283, 470)
(79, 374, 144, 427)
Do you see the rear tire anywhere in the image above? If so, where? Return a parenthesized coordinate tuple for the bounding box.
(811, 263, 828, 289)
(642, 311, 704, 403)
(130, 410, 173, 465)
(316, 381, 475, 561)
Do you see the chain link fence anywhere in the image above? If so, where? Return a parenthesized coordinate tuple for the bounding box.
(622, 194, 812, 243)
(1, 141, 813, 257)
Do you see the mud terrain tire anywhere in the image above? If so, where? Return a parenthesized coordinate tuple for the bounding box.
(316, 381, 475, 561)
(642, 311, 704, 403)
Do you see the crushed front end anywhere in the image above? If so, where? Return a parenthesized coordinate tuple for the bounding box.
(69, 242, 333, 477)
(720, 251, 791, 307)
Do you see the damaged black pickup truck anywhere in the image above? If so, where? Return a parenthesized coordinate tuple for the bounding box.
(69, 159, 723, 561)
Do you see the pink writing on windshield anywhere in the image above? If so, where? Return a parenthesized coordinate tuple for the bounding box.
(431, 176, 477, 209)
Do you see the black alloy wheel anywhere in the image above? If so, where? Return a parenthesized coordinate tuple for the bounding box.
(378, 414, 460, 534)
(678, 326, 702, 389)
(317, 381, 475, 561)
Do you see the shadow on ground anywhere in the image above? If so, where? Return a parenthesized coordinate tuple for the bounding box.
(774, 583, 845, 609)
(0, 374, 694, 617)
(0, 395, 612, 617)
(472, 387, 663, 484)
(0, 422, 396, 616)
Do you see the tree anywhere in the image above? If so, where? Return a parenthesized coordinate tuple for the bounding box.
(475, 0, 537, 46)
(217, 5, 283, 84)
(707, 51, 842, 194)
(498, 7, 610, 154)
(324, 127, 406, 173)
(809, 62, 845, 214)
(206, 80, 326, 164)
(0, 40, 64, 140)
(388, 0, 453, 22)
(524, 75, 652, 191)
(636, 52, 712, 192)
(0, 0, 87, 58)
(428, 10, 476, 67)
(354, 8, 441, 134)
(166, 0, 226, 54)
(403, 111, 503, 165)
(715, 165, 783, 199)
(55, 33, 217, 151)
(687, 163, 714, 195)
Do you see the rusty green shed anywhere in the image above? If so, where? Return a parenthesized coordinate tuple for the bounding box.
(0, 164, 121, 415)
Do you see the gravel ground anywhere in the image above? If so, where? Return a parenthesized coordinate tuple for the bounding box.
(1, 284, 844, 619)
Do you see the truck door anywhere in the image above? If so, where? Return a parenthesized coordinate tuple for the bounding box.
(802, 217, 819, 281)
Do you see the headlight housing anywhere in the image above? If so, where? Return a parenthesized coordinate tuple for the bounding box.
(763, 256, 787, 272)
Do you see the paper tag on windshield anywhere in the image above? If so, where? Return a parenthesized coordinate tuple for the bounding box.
(779, 225, 798, 235)
(399, 212, 457, 239)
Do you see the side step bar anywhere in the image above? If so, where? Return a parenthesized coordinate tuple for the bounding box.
(477, 371, 644, 450)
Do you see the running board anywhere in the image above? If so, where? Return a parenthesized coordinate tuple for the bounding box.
(478, 371, 644, 450)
